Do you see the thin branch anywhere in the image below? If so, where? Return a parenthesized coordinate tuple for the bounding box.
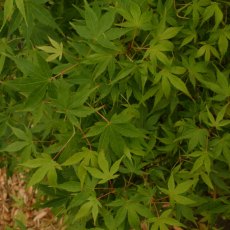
(50, 63, 78, 80)
(53, 126, 76, 160)
(86, 103, 110, 124)
(153, 201, 160, 218)
(77, 125, 92, 150)
(97, 190, 115, 200)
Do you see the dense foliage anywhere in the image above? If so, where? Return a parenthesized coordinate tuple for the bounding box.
(1, 0, 230, 229)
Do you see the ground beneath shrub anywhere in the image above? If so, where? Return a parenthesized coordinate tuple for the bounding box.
(0, 168, 65, 230)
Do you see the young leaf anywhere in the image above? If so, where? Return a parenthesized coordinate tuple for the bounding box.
(37, 37, 63, 61)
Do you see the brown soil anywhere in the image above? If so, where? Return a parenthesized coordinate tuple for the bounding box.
(0, 168, 65, 230)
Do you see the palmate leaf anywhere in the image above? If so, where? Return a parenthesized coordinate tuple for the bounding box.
(75, 196, 101, 225)
(149, 209, 185, 230)
(183, 0, 211, 27)
(210, 134, 230, 167)
(155, 66, 192, 99)
(182, 57, 207, 87)
(72, 3, 115, 41)
(21, 154, 61, 186)
(175, 122, 209, 151)
(37, 37, 63, 61)
(62, 148, 97, 188)
(5, 55, 51, 105)
(117, 2, 152, 30)
(196, 43, 220, 62)
(145, 40, 173, 66)
(205, 104, 230, 130)
(86, 111, 145, 153)
(159, 175, 195, 205)
(110, 198, 152, 228)
(62, 149, 97, 166)
(86, 151, 122, 184)
(24, 84, 47, 110)
(202, 2, 223, 29)
(2, 0, 230, 228)
(11, 57, 48, 79)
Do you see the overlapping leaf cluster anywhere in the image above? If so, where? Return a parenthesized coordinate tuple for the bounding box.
(0, 0, 230, 229)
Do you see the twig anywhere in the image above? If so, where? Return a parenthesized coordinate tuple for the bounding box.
(97, 190, 115, 200)
(77, 125, 92, 150)
(86, 103, 110, 124)
(53, 126, 76, 160)
(50, 63, 78, 81)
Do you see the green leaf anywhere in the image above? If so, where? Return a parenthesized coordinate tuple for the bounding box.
(110, 65, 136, 85)
(115, 207, 127, 227)
(0, 55, 6, 74)
(191, 156, 204, 173)
(168, 174, 175, 192)
(56, 181, 81, 192)
(112, 123, 144, 138)
(1, 0, 14, 30)
(75, 201, 92, 220)
(47, 167, 57, 186)
(10, 126, 28, 141)
(99, 11, 115, 34)
(159, 27, 181, 40)
(37, 37, 63, 61)
(86, 122, 107, 137)
(174, 194, 195, 205)
(21, 158, 48, 168)
(162, 76, 171, 98)
(11, 57, 49, 79)
(174, 180, 194, 194)
(24, 84, 47, 110)
(1, 141, 28, 152)
(15, 0, 27, 25)
(128, 209, 139, 227)
(84, 0, 98, 33)
(62, 151, 86, 166)
(92, 203, 99, 225)
(86, 167, 105, 179)
(98, 150, 109, 173)
(110, 157, 122, 175)
(163, 217, 184, 227)
(201, 172, 214, 189)
(168, 74, 192, 98)
(218, 34, 228, 56)
(28, 166, 49, 187)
